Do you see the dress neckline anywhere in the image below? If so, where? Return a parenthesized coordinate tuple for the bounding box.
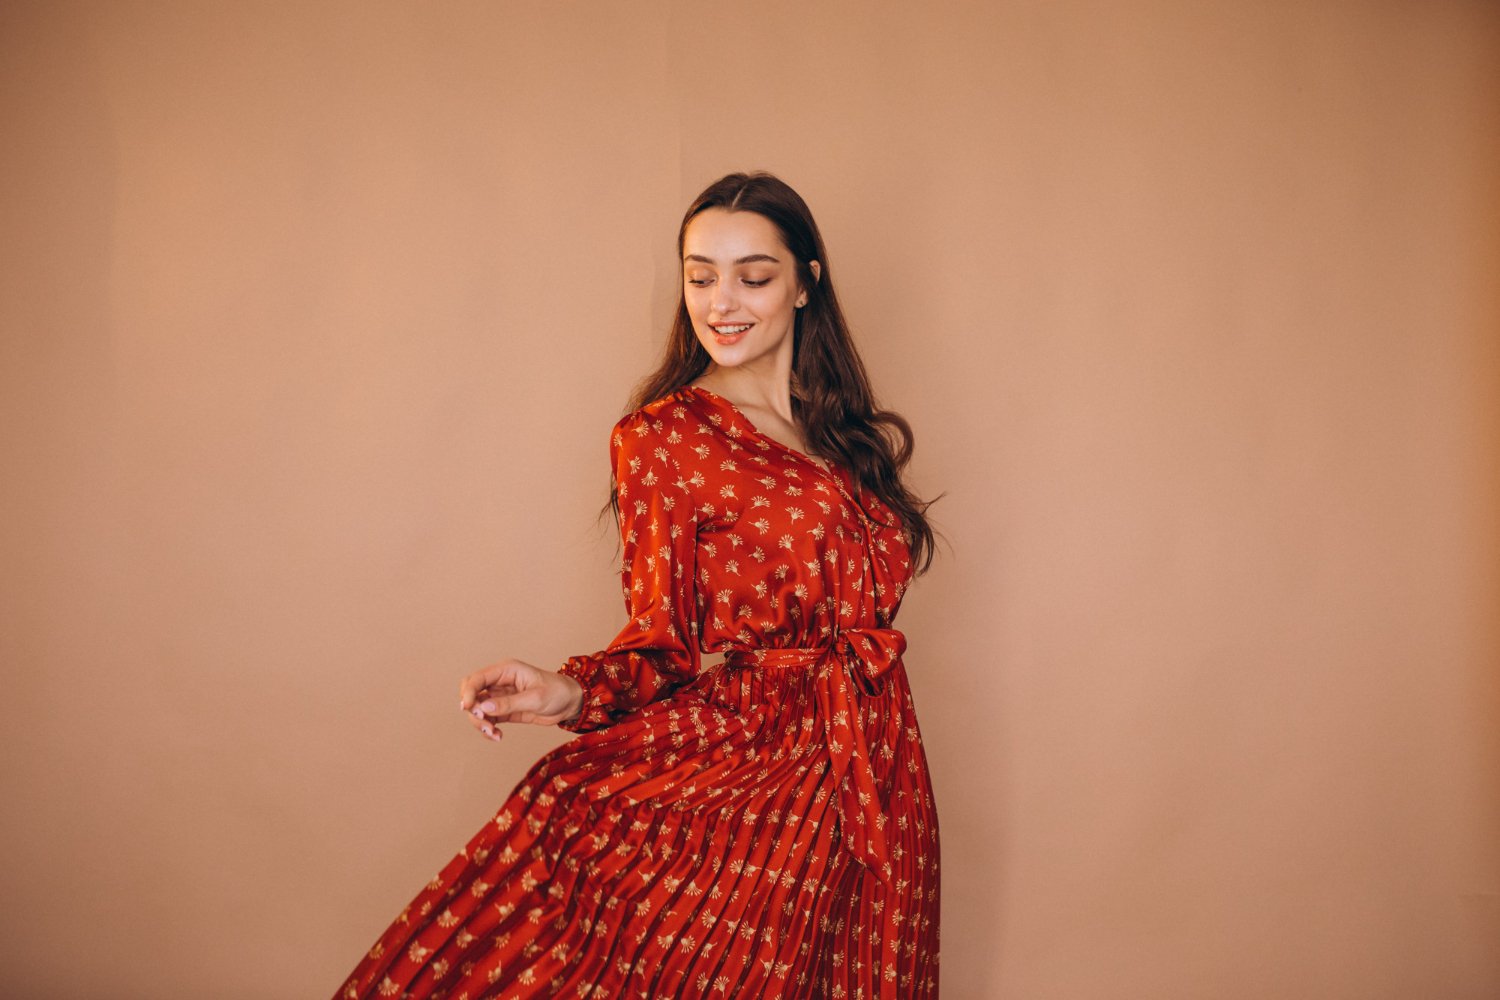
(683, 384, 840, 481)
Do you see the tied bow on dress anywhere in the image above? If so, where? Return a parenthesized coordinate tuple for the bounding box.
(724, 626, 908, 887)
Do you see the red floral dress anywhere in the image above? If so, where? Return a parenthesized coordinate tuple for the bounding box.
(334, 385, 940, 999)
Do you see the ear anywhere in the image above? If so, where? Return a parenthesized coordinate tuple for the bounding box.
(797, 260, 822, 308)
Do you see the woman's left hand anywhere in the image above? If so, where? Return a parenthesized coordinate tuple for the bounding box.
(459, 658, 585, 741)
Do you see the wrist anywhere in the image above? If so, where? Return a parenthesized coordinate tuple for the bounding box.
(558, 673, 585, 725)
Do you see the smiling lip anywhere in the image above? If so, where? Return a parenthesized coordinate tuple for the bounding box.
(711, 322, 753, 344)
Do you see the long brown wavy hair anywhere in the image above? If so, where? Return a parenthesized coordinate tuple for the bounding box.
(613, 171, 940, 575)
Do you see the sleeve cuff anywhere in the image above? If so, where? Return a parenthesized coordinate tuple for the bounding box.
(555, 657, 614, 733)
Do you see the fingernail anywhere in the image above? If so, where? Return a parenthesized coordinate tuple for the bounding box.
(471, 708, 484, 719)
(479, 701, 496, 714)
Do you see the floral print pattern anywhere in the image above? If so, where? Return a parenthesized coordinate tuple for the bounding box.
(334, 386, 939, 998)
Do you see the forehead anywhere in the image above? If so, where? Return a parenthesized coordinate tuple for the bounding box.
(682, 209, 789, 261)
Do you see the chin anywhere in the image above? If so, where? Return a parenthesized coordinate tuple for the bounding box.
(703, 349, 755, 369)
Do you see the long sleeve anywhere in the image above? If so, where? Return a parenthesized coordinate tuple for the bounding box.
(556, 408, 701, 733)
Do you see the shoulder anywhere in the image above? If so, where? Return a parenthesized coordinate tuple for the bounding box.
(606, 389, 720, 481)
(607, 392, 708, 512)
(608, 389, 712, 453)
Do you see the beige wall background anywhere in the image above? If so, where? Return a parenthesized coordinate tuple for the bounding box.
(2, 2, 1497, 997)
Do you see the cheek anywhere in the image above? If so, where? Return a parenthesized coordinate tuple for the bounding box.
(683, 299, 713, 335)
(683, 287, 711, 316)
(759, 287, 798, 318)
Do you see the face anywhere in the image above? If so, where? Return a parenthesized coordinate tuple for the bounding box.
(681, 208, 814, 375)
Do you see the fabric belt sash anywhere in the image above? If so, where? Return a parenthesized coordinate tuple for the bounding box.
(722, 626, 907, 886)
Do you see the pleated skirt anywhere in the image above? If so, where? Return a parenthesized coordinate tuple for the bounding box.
(333, 658, 940, 999)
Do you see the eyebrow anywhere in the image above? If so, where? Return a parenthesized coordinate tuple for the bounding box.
(683, 253, 781, 265)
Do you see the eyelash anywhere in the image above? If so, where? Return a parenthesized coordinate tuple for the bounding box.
(687, 278, 771, 287)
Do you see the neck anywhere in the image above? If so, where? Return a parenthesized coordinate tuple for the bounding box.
(695, 345, 797, 425)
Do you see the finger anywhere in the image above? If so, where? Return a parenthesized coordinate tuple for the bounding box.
(460, 661, 524, 710)
(459, 669, 498, 710)
(477, 687, 545, 725)
(473, 682, 519, 715)
(474, 692, 515, 721)
(464, 709, 502, 741)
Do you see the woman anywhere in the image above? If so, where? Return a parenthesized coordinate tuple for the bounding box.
(334, 171, 941, 999)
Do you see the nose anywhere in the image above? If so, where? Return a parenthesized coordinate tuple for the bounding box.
(710, 283, 737, 318)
